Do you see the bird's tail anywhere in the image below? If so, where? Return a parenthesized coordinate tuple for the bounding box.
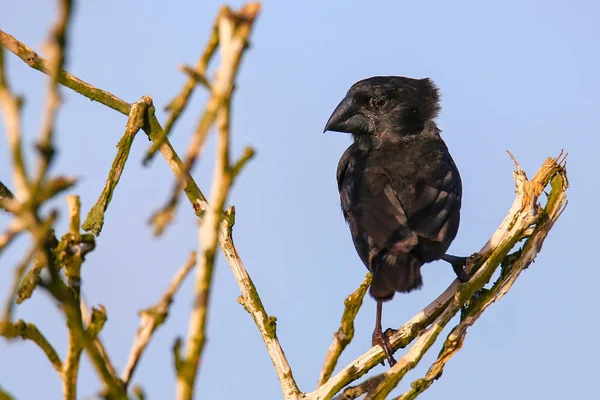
(369, 252, 423, 300)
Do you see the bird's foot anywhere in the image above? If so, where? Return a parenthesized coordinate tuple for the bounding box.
(441, 254, 469, 283)
(384, 327, 398, 338)
(372, 327, 397, 367)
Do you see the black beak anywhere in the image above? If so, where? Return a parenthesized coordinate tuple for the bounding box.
(323, 96, 372, 134)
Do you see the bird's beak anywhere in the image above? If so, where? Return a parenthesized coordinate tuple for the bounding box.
(323, 96, 371, 134)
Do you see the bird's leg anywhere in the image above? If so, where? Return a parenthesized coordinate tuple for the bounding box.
(441, 254, 469, 283)
(372, 300, 397, 367)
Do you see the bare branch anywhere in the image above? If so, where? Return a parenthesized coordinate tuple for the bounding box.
(222, 207, 301, 399)
(80, 298, 120, 381)
(2, 213, 58, 322)
(308, 154, 568, 400)
(143, 18, 219, 163)
(150, 3, 260, 235)
(0, 30, 131, 115)
(82, 98, 148, 236)
(319, 273, 372, 386)
(176, 7, 261, 394)
(62, 194, 84, 400)
(122, 251, 197, 387)
(0, 46, 29, 199)
(393, 156, 568, 400)
(0, 219, 25, 255)
(31, 0, 74, 201)
(0, 319, 62, 373)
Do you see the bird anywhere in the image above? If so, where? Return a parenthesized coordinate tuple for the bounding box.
(323, 76, 468, 366)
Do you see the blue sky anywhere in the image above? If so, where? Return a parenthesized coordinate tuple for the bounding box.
(1, 0, 597, 399)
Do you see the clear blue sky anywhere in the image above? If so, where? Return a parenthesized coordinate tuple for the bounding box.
(1, 1, 597, 399)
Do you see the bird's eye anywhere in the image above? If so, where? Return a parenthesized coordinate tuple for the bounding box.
(373, 97, 388, 108)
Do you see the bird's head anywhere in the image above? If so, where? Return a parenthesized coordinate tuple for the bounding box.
(323, 76, 440, 140)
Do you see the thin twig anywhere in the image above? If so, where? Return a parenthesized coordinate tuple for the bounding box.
(62, 194, 84, 400)
(0, 46, 29, 199)
(143, 19, 219, 163)
(318, 273, 372, 386)
(122, 251, 197, 387)
(149, 3, 260, 236)
(0, 319, 63, 373)
(0, 219, 25, 255)
(82, 98, 148, 236)
(2, 213, 57, 323)
(30, 0, 73, 201)
(80, 298, 120, 381)
(176, 9, 254, 395)
(0, 30, 131, 115)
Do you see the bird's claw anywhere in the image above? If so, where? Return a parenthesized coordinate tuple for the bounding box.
(442, 254, 469, 283)
(372, 328, 397, 367)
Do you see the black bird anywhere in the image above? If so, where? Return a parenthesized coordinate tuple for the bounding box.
(324, 76, 468, 366)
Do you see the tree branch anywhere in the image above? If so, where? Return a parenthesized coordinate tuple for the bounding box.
(0, 30, 131, 115)
(82, 98, 148, 236)
(318, 273, 372, 386)
(30, 0, 73, 201)
(0, 44, 29, 200)
(149, 3, 260, 236)
(0, 319, 62, 373)
(143, 18, 219, 163)
(62, 194, 85, 400)
(122, 251, 197, 387)
(307, 153, 568, 400)
(176, 8, 259, 396)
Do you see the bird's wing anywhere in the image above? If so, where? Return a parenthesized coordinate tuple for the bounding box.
(340, 166, 418, 254)
(399, 165, 461, 244)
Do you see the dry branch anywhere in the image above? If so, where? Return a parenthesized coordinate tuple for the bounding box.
(0, 3, 568, 399)
(318, 273, 372, 386)
(82, 98, 148, 235)
(307, 153, 568, 400)
(150, 3, 260, 235)
(143, 18, 219, 163)
(2, 6, 300, 399)
(122, 252, 197, 388)
(0, 319, 62, 373)
(176, 7, 260, 397)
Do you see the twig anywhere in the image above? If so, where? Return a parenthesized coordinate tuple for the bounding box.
(149, 3, 260, 236)
(82, 98, 148, 236)
(0, 30, 131, 115)
(2, 213, 58, 323)
(80, 298, 120, 381)
(332, 374, 386, 400)
(318, 273, 372, 386)
(30, 0, 73, 201)
(43, 275, 125, 398)
(122, 251, 197, 387)
(0, 219, 24, 255)
(62, 194, 84, 400)
(0, 46, 29, 199)
(307, 154, 568, 400)
(0, 319, 62, 373)
(222, 206, 300, 399)
(176, 8, 259, 395)
(3, 16, 310, 399)
(143, 19, 219, 164)
(176, 97, 231, 398)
